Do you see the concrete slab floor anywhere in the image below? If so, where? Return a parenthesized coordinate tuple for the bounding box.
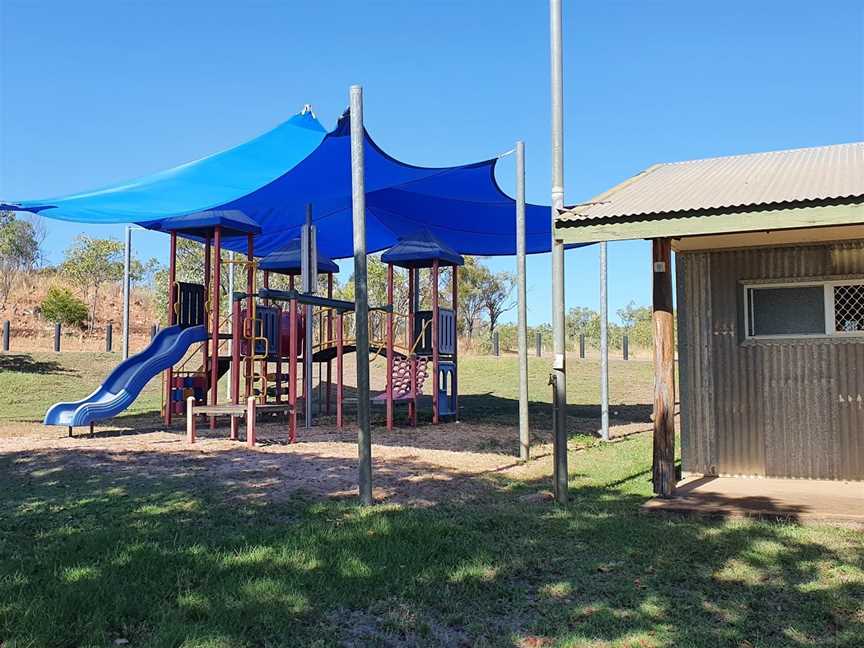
(642, 475, 864, 527)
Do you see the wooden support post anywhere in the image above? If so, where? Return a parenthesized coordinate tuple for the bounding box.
(164, 231, 177, 426)
(289, 297, 298, 442)
(186, 396, 196, 443)
(386, 264, 394, 431)
(336, 312, 344, 429)
(432, 260, 440, 424)
(246, 396, 256, 447)
(652, 238, 676, 497)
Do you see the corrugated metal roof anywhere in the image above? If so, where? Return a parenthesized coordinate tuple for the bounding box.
(559, 142, 864, 224)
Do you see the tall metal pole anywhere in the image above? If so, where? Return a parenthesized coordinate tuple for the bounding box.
(226, 250, 234, 399)
(122, 225, 132, 360)
(599, 241, 610, 440)
(516, 140, 530, 461)
(303, 204, 315, 429)
(550, 0, 568, 503)
(350, 85, 373, 506)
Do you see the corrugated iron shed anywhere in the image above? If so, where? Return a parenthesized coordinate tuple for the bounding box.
(559, 142, 864, 224)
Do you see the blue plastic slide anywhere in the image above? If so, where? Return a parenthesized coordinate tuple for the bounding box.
(44, 325, 209, 428)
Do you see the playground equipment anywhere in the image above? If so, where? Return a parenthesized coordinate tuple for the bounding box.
(43, 324, 208, 430)
(380, 230, 463, 429)
(44, 208, 461, 443)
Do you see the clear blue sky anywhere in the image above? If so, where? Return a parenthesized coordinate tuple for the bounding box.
(2, 1, 862, 326)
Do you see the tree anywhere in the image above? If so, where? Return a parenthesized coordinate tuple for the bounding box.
(618, 300, 654, 348)
(40, 286, 89, 328)
(479, 270, 516, 342)
(566, 306, 600, 344)
(452, 256, 490, 341)
(61, 235, 124, 329)
(0, 210, 41, 307)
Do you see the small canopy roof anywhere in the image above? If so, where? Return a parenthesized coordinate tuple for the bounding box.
(4, 107, 584, 258)
(259, 238, 339, 275)
(158, 210, 262, 238)
(381, 229, 464, 268)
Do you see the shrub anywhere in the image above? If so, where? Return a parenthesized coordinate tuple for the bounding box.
(40, 287, 89, 328)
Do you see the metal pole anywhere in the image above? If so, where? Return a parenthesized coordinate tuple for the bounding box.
(106, 323, 113, 352)
(210, 226, 222, 424)
(2, 320, 9, 352)
(431, 260, 440, 423)
(303, 204, 315, 429)
(227, 251, 234, 399)
(351, 84, 373, 506)
(550, 0, 568, 503)
(599, 241, 610, 441)
(164, 231, 177, 426)
(516, 140, 530, 461)
(122, 225, 131, 360)
(536, 331, 542, 357)
(54, 322, 61, 352)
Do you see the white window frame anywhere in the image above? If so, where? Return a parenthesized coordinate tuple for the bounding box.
(742, 278, 864, 340)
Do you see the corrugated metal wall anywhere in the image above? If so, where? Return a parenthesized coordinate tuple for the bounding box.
(677, 242, 864, 480)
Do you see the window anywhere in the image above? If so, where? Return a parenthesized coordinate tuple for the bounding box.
(744, 279, 864, 339)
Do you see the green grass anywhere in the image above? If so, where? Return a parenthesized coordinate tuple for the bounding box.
(0, 352, 862, 647)
(456, 355, 654, 430)
(0, 352, 162, 422)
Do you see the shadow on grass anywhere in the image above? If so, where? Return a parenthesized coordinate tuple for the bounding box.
(71, 391, 651, 458)
(0, 437, 861, 647)
(0, 353, 71, 375)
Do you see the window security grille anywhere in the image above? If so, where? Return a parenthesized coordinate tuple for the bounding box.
(833, 284, 864, 333)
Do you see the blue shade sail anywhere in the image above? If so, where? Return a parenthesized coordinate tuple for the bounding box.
(3, 110, 327, 223)
(4, 108, 580, 257)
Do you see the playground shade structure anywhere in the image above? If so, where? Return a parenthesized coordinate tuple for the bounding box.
(43, 325, 209, 427)
(3, 109, 559, 258)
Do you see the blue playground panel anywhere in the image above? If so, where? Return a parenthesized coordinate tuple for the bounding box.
(437, 361, 457, 417)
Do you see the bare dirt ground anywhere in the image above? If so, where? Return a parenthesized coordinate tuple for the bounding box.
(0, 414, 651, 507)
